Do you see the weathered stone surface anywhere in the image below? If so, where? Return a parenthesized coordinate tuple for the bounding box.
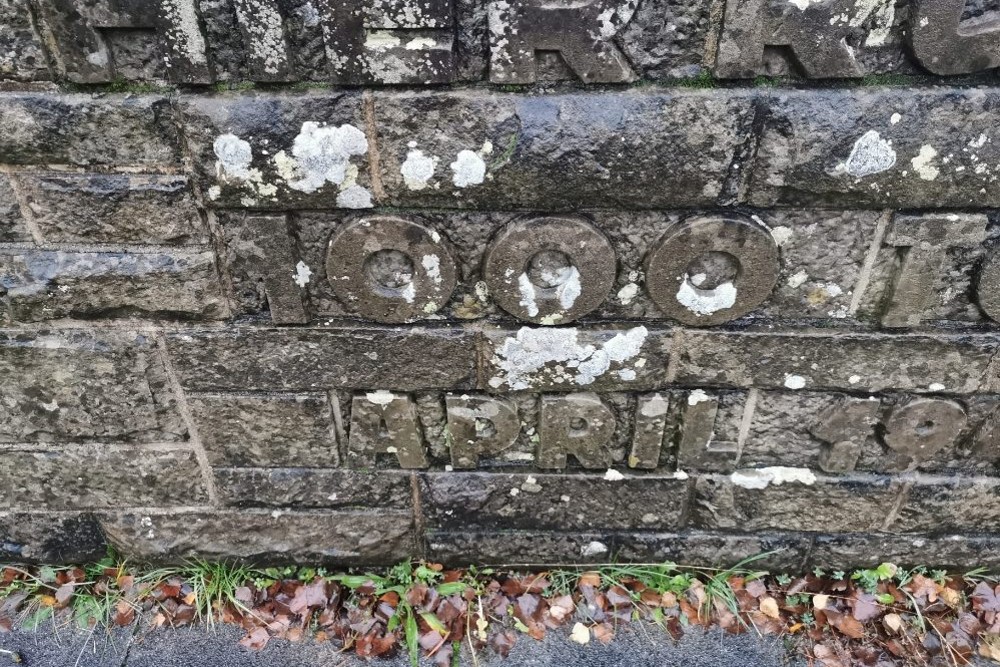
(0, 0, 49, 82)
(0, 248, 226, 322)
(178, 91, 373, 210)
(419, 471, 689, 531)
(0, 513, 107, 563)
(0, 174, 29, 242)
(614, 531, 812, 571)
(691, 474, 902, 533)
(214, 468, 413, 509)
(0, 330, 186, 443)
(910, 0, 1000, 76)
(894, 476, 1000, 534)
(374, 90, 755, 210)
(187, 392, 339, 467)
(751, 89, 1000, 209)
(166, 326, 478, 392)
(427, 530, 619, 565)
(0, 445, 207, 509)
(0, 94, 182, 166)
(674, 330, 997, 394)
(15, 173, 207, 244)
(809, 533, 1000, 570)
(100, 510, 417, 564)
(347, 391, 428, 468)
(482, 326, 667, 393)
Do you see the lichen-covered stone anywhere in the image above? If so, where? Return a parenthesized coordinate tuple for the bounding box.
(0, 330, 186, 443)
(16, 173, 207, 244)
(100, 509, 417, 564)
(0, 445, 207, 509)
(0, 0, 49, 82)
(0, 249, 227, 322)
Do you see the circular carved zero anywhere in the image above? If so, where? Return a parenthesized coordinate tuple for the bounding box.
(326, 216, 457, 323)
(482, 216, 617, 325)
(882, 398, 967, 462)
(644, 214, 780, 326)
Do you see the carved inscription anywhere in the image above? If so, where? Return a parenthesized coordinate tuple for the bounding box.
(911, 0, 1000, 76)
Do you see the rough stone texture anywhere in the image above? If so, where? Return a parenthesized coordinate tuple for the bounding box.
(213, 468, 413, 509)
(0, 445, 207, 509)
(0, 330, 186, 443)
(0, 94, 182, 167)
(165, 326, 478, 392)
(0, 174, 30, 242)
(0, 0, 49, 82)
(0, 513, 107, 563)
(99, 510, 417, 565)
(188, 392, 339, 467)
(0, 248, 227, 322)
(15, 173, 207, 244)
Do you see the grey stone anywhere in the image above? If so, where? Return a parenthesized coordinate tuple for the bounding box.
(0, 173, 29, 242)
(809, 533, 1000, 570)
(445, 394, 521, 469)
(16, 173, 207, 245)
(617, 0, 715, 80)
(374, 89, 755, 210)
(229, 213, 310, 323)
(645, 214, 779, 326)
(614, 531, 811, 571)
(751, 88, 1000, 209)
(0, 249, 227, 322)
(537, 393, 618, 470)
(0, 0, 49, 82)
(677, 390, 739, 472)
(910, 0, 1000, 76)
(178, 91, 373, 210)
(488, 0, 637, 84)
(691, 473, 903, 533)
(0, 512, 107, 563)
(0, 329, 186, 443)
(214, 468, 413, 509)
(326, 215, 458, 323)
(481, 325, 668, 393)
(187, 392, 339, 467)
(483, 216, 616, 325)
(346, 391, 428, 469)
(979, 248, 1000, 324)
(894, 476, 1000, 534)
(0, 93, 183, 166)
(810, 396, 880, 473)
(427, 529, 621, 565)
(629, 393, 669, 470)
(232, 0, 295, 82)
(100, 509, 417, 564)
(419, 470, 689, 531)
(882, 398, 968, 463)
(674, 329, 998, 394)
(165, 326, 478, 392)
(0, 444, 207, 509)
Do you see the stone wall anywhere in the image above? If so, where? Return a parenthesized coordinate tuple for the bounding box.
(3, 0, 1000, 570)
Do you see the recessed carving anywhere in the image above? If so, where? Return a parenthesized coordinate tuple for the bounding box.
(537, 393, 616, 469)
(326, 216, 457, 323)
(347, 391, 428, 469)
(445, 394, 520, 469)
(882, 398, 967, 463)
(810, 396, 880, 473)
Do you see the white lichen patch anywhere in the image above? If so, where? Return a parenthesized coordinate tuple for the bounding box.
(451, 149, 486, 188)
(770, 226, 793, 246)
(556, 267, 582, 310)
(784, 374, 807, 390)
(277, 122, 369, 194)
(293, 261, 312, 287)
(214, 134, 256, 181)
(400, 149, 437, 190)
(365, 30, 402, 50)
(676, 274, 737, 316)
(788, 0, 819, 9)
(160, 0, 209, 66)
(603, 469, 625, 482)
(489, 326, 648, 390)
(730, 467, 817, 490)
(849, 375, 861, 384)
(581, 541, 609, 557)
(928, 383, 946, 392)
(422, 254, 442, 284)
(845, 130, 896, 178)
(233, 0, 287, 75)
(891, 113, 902, 125)
(911, 145, 940, 181)
(688, 389, 712, 406)
(617, 282, 640, 305)
(365, 390, 396, 406)
(787, 270, 809, 288)
(640, 394, 669, 417)
(517, 273, 539, 317)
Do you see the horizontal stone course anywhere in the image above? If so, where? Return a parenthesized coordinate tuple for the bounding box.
(0, 512, 107, 564)
(213, 468, 413, 509)
(0, 445, 208, 509)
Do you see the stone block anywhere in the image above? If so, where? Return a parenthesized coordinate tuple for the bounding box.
(674, 329, 998, 394)
(0, 173, 30, 242)
(691, 473, 903, 533)
(0, 94, 182, 166)
(809, 533, 1000, 570)
(214, 468, 413, 509)
(614, 531, 812, 571)
(419, 471, 690, 531)
(178, 91, 374, 210)
(0, 330, 186, 443)
(751, 88, 1000, 209)
(100, 509, 417, 564)
(16, 173, 207, 244)
(0, 512, 107, 563)
(426, 530, 620, 565)
(894, 476, 1000, 534)
(0, 0, 49, 82)
(188, 392, 339, 467)
(373, 89, 755, 210)
(0, 444, 207, 509)
(165, 326, 478, 392)
(0, 249, 227, 322)
(481, 325, 668, 393)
